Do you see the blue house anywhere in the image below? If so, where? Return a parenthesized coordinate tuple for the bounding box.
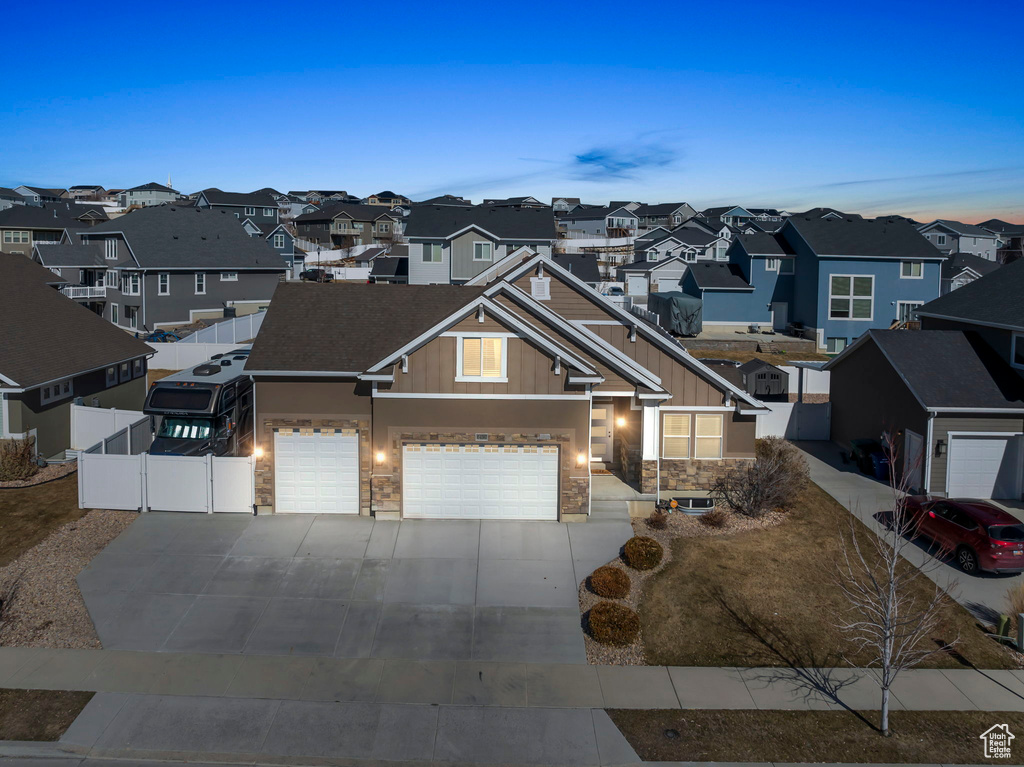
(680, 217, 943, 352)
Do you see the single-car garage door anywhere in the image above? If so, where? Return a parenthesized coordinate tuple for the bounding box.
(403, 443, 559, 520)
(947, 434, 1023, 499)
(274, 430, 360, 513)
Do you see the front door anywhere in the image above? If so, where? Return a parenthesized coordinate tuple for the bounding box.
(591, 402, 615, 465)
(771, 302, 788, 331)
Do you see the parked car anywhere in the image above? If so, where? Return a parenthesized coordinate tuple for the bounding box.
(300, 268, 333, 282)
(605, 286, 624, 296)
(906, 496, 1024, 574)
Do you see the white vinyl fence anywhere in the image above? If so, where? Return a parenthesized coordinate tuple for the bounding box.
(179, 313, 265, 344)
(146, 342, 251, 370)
(78, 452, 255, 513)
(756, 402, 831, 440)
(778, 365, 830, 396)
(70, 405, 148, 451)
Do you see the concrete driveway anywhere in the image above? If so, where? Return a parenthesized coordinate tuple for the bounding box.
(77, 511, 632, 663)
(797, 440, 1024, 622)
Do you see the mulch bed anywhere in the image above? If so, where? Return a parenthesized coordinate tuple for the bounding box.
(0, 689, 95, 741)
(579, 508, 783, 665)
(0, 462, 77, 489)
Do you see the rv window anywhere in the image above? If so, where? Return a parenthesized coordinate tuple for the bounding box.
(157, 418, 213, 440)
(149, 388, 213, 410)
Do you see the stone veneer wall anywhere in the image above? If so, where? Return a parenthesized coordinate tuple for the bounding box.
(377, 430, 588, 519)
(255, 418, 372, 514)
(641, 458, 751, 494)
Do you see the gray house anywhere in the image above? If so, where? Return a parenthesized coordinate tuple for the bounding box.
(941, 252, 1001, 294)
(918, 220, 998, 260)
(14, 186, 67, 205)
(633, 202, 696, 231)
(404, 205, 557, 285)
(0, 202, 109, 255)
(34, 205, 287, 331)
(557, 205, 638, 237)
(293, 202, 401, 248)
(195, 188, 280, 228)
(119, 182, 180, 209)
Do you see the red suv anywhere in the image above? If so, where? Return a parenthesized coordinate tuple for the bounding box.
(907, 497, 1024, 574)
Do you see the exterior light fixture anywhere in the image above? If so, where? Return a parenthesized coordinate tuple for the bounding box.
(376, 451, 386, 463)
(577, 453, 587, 465)
(253, 446, 264, 458)
(935, 439, 946, 457)
(616, 417, 627, 427)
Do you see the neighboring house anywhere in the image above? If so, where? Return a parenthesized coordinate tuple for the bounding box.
(241, 221, 298, 268)
(244, 254, 767, 518)
(413, 195, 473, 207)
(481, 196, 547, 209)
(14, 186, 68, 205)
(978, 218, 1024, 262)
(369, 256, 409, 284)
(404, 205, 557, 285)
(194, 189, 280, 228)
(353, 246, 389, 267)
(633, 202, 696, 231)
(34, 205, 288, 331)
(550, 253, 602, 287)
(635, 228, 728, 263)
(68, 185, 106, 201)
(941, 252, 1001, 294)
(365, 191, 411, 208)
(918, 220, 998, 260)
(0, 202, 109, 255)
(551, 197, 581, 212)
(558, 205, 638, 237)
(825, 329, 1024, 500)
(119, 182, 180, 208)
(797, 207, 862, 221)
(618, 257, 691, 297)
(293, 203, 401, 249)
(0, 187, 26, 211)
(0, 254, 152, 459)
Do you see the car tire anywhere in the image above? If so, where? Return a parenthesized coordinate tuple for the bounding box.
(956, 546, 979, 574)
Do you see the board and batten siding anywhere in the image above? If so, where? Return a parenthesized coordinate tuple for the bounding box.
(451, 231, 498, 282)
(388, 335, 571, 395)
(511, 272, 613, 321)
(930, 415, 1024, 495)
(407, 242, 450, 285)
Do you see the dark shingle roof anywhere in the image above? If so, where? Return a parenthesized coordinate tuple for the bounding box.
(634, 202, 689, 217)
(785, 216, 942, 258)
(294, 202, 398, 224)
(978, 218, 1024, 234)
(557, 205, 636, 221)
(617, 257, 683, 273)
(0, 255, 150, 388)
(1, 253, 66, 284)
(550, 253, 601, 283)
(734, 232, 791, 256)
(247, 283, 485, 372)
(354, 246, 388, 264)
(413, 195, 472, 207)
(82, 205, 288, 270)
(404, 206, 557, 240)
(124, 182, 178, 194)
(941, 252, 1002, 280)
(686, 262, 754, 290)
(199, 189, 278, 208)
(917, 255, 1024, 330)
(924, 219, 996, 238)
(865, 330, 1024, 410)
(370, 257, 409, 279)
(33, 242, 107, 267)
(0, 201, 107, 229)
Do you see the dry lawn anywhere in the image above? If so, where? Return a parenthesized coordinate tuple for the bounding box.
(0, 689, 94, 741)
(0, 475, 87, 567)
(610, 709, 1024, 764)
(640, 483, 1019, 669)
(147, 368, 176, 387)
(690, 349, 829, 364)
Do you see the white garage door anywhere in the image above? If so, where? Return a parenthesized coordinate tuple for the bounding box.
(627, 274, 648, 296)
(403, 444, 559, 520)
(274, 430, 360, 513)
(947, 434, 1023, 499)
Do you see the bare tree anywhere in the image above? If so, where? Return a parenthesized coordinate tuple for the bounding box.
(834, 433, 955, 736)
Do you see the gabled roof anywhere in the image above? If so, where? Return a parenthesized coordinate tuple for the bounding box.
(413, 195, 472, 207)
(198, 188, 278, 208)
(18, 186, 66, 198)
(404, 205, 557, 240)
(33, 242, 107, 267)
(124, 182, 178, 194)
(0, 255, 150, 389)
(617, 256, 687, 273)
(0, 186, 23, 199)
(668, 228, 719, 247)
(558, 205, 637, 222)
(941, 252, 1001, 280)
(80, 205, 288, 270)
(825, 329, 1024, 412)
(372, 191, 405, 199)
(917, 255, 1024, 331)
(733, 232, 793, 256)
(920, 219, 996, 238)
(796, 207, 861, 220)
(633, 202, 690, 217)
(784, 216, 943, 259)
(370, 256, 408, 279)
(0, 201, 107, 229)
(354, 246, 388, 263)
(978, 218, 1024, 235)
(686, 262, 754, 290)
(294, 202, 398, 224)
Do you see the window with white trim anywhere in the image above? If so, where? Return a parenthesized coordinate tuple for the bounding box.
(765, 258, 779, 271)
(245, 206, 256, 215)
(457, 336, 506, 381)
(900, 261, 923, 278)
(3, 231, 30, 243)
(829, 275, 873, 320)
(662, 414, 690, 458)
(111, 303, 118, 324)
(423, 244, 442, 263)
(195, 272, 206, 294)
(648, 250, 659, 262)
(473, 242, 493, 261)
(936, 234, 946, 245)
(272, 233, 285, 248)
(221, 272, 238, 281)
(897, 301, 923, 323)
(104, 239, 117, 259)
(158, 273, 170, 295)
(826, 336, 847, 354)
(105, 365, 118, 387)
(694, 414, 724, 459)
(263, 208, 274, 216)
(124, 305, 138, 329)
(40, 377, 73, 406)
(121, 272, 140, 295)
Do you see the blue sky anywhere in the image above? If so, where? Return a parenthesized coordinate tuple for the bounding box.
(3, 0, 1022, 221)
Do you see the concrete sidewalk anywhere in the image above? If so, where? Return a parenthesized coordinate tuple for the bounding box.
(3, 647, 1024, 712)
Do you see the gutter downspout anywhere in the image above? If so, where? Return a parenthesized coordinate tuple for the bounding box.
(924, 412, 935, 494)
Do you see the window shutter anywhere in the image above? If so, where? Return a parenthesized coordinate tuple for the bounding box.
(481, 338, 502, 376)
(462, 338, 482, 377)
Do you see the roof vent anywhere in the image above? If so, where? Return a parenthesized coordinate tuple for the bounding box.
(192, 364, 221, 376)
(220, 359, 232, 366)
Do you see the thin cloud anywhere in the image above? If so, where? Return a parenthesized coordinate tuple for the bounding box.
(820, 166, 1022, 188)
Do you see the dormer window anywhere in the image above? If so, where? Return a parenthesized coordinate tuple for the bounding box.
(649, 250, 659, 262)
(457, 335, 507, 382)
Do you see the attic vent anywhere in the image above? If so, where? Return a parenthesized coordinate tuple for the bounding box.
(220, 359, 232, 366)
(192, 364, 221, 376)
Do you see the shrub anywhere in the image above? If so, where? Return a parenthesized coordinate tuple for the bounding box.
(587, 601, 640, 645)
(0, 438, 38, 482)
(699, 507, 729, 528)
(589, 565, 631, 599)
(647, 510, 668, 530)
(710, 436, 808, 518)
(1006, 583, 1024, 635)
(623, 536, 663, 570)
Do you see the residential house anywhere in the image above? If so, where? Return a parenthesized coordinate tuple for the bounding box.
(551, 197, 581, 212)
(618, 257, 691, 298)
(0, 202, 109, 255)
(34, 205, 288, 331)
(941, 252, 1001, 294)
(633, 202, 696, 231)
(0, 254, 152, 459)
(353, 246, 389, 268)
(301, 191, 353, 204)
(365, 191, 411, 208)
(918, 220, 998, 260)
(68, 185, 106, 201)
(14, 186, 68, 205)
(0, 187, 25, 211)
(293, 203, 402, 249)
(558, 205, 638, 238)
(194, 189, 280, 228)
(481, 197, 548, 209)
(413, 195, 473, 207)
(798, 207, 862, 221)
(404, 205, 557, 285)
(241, 221, 298, 268)
(550, 253, 602, 287)
(978, 219, 1024, 262)
(825, 327, 1024, 500)
(119, 182, 180, 209)
(244, 254, 767, 518)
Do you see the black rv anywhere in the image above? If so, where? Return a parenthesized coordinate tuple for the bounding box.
(144, 349, 254, 456)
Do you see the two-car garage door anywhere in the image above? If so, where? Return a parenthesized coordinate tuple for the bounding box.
(947, 434, 1023, 500)
(403, 444, 559, 520)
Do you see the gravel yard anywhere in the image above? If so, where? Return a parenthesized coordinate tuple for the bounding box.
(0, 461, 77, 489)
(0, 503, 135, 649)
